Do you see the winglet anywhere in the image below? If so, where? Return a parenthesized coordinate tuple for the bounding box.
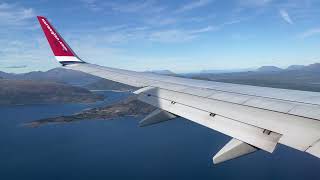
(37, 16, 85, 66)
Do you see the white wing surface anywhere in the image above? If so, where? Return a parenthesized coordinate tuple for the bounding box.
(37, 16, 320, 164)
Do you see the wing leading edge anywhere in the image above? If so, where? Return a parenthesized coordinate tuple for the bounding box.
(37, 16, 320, 164)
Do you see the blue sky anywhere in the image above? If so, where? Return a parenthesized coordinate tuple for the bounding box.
(1, 0, 320, 73)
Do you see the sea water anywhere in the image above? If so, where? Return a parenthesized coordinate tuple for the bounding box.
(0, 91, 319, 180)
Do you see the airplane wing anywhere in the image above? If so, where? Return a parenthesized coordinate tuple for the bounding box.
(37, 16, 320, 164)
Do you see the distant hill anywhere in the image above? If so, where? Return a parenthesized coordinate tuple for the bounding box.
(302, 63, 320, 72)
(145, 70, 176, 75)
(287, 65, 305, 71)
(86, 62, 320, 92)
(0, 79, 103, 105)
(200, 68, 255, 74)
(256, 63, 320, 72)
(195, 63, 320, 74)
(0, 68, 134, 105)
(0, 68, 101, 86)
(257, 66, 283, 72)
(0, 71, 11, 79)
(190, 63, 320, 92)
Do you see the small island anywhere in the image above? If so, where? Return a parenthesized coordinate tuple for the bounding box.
(24, 96, 156, 128)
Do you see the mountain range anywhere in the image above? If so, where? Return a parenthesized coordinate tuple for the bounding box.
(0, 68, 105, 105)
(0, 68, 101, 86)
(0, 79, 102, 105)
(256, 63, 320, 72)
(191, 63, 320, 92)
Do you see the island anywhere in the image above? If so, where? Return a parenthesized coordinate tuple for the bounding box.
(24, 96, 156, 128)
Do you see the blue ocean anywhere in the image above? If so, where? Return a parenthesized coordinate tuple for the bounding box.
(0, 91, 319, 180)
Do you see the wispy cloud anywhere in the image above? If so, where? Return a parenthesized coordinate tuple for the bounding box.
(0, 3, 35, 27)
(80, 15, 243, 44)
(149, 26, 216, 43)
(176, 0, 213, 13)
(81, 0, 101, 11)
(82, 0, 172, 26)
(0, 2, 43, 73)
(100, 25, 128, 32)
(299, 28, 320, 39)
(0, 37, 58, 73)
(279, 9, 293, 24)
(239, 0, 273, 7)
(104, 0, 165, 14)
(144, 16, 179, 26)
(77, 25, 217, 44)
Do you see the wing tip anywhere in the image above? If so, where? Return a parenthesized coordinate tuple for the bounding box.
(36, 16, 46, 20)
(36, 16, 86, 66)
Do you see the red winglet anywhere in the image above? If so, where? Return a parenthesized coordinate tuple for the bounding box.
(37, 16, 83, 65)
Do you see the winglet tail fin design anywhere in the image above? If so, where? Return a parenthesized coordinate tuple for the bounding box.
(37, 16, 84, 65)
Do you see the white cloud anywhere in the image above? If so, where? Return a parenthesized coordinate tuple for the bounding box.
(279, 9, 293, 24)
(81, 0, 101, 11)
(239, 0, 273, 7)
(149, 26, 216, 43)
(190, 26, 217, 33)
(144, 16, 179, 26)
(149, 30, 197, 42)
(74, 25, 216, 44)
(103, 0, 165, 14)
(0, 36, 59, 73)
(299, 28, 320, 39)
(82, 17, 242, 44)
(0, 3, 35, 27)
(100, 25, 128, 32)
(0, 3, 43, 73)
(176, 0, 213, 13)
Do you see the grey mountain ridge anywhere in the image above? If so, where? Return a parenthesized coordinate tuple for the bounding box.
(0, 68, 101, 86)
(257, 66, 283, 72)
(287, 65, 305, 71)
(191, 63, 320, 92)
(0, 79, 103, 105)
(0, 68, 135, 105)
(145, 70, 176, 75)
